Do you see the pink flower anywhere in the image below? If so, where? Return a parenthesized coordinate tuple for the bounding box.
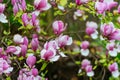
(80, 41, 90, 56)
(81, 59, 91, 69)
(56, 35, 73, 48)
(44, 40, 59, 50)
(52, 20, 66, 35)
(106, 42, 118, 57)
(75, 0, 89, 5)
(73, 10, 84, 20)
(103, 0, 118, 10)
(0, 58, 13, 74)
(21, 45, 27, 57)
(86, 21, 98, 39)
(0, 3, 5, 14)
(31, 68, 38, 76)
(101, 22, 114, 37)
(108, 62, 119, 78)
(95, 2, 107, 14)
(109, 29, 120, 40)
(26, 55, 36, 68)
(13, 34, 23, 44)
(34, 0, 51, 13)
(31, 34, 39, 52)
(22, 36, 29, 46)
(5, 46, 17, 54)
(0, 0, 3, 3)
(85, 65, 94, 77)
(41, 48, 60, 62)
(22, 13, 29, 27)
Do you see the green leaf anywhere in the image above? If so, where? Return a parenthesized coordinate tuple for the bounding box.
(40, 62, 48, 71)
(3, 30, 11, 35)
(60, 0, 67, 6)
(6, 77, 11, 80)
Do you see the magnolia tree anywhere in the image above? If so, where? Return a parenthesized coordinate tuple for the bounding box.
(0, 0, 120, 80)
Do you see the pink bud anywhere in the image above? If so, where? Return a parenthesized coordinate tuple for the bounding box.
(75, 0, 89, 5)
(26, 55, 36, 68)
(0, 3, 5, 14)
(85, 65, 93, 72)
(6, 46, 17, 54)
(32, 68, 38, 76)
(95, 2, 107, 14)
(52, 20, 66, 35)
(22, 36, 28, 46)
(21, 45, 27, 57)
(21, 0, 26, 11)
(13, 3, 19, 15)
(31, 36, 39, 52)
(109, 62, 118, 72)
(22, 13, 29, 27)
(81, 41, 89, 50)
(81, 59, 91, 69)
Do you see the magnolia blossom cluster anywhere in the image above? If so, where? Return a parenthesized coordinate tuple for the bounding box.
(95, 0, 118, 14)
(108, 62, 120, 78)
(41, 34, 72, 62)
(86, 21, 98, 39)
(80, 41, 90, 56)
(40, 20, 72, 62)
(0, 1, 8, 23)
(5, 34, 28, 57)
(80, 59, 94, 77)
(11, 0, 26, 15)
(18, 68, 42, 80)
(22, 13, 40, 33)
(0, 48, 13, 75)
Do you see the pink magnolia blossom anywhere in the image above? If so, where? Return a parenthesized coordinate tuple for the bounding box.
(108, 62, 119, 78)
(86, 21, 98, 39)
(5, 46, 17, 54)
(95, 2, 107, 14)
(73, 10, 84, 20)
(31, 34, 39, 52)
(26, 55, 36, 68)
(0, 3, 5, 14)
(0, 58, 13, 74)
(81, 59, 91, 69)
(44, 40, 59, 50)
(22, 13, 29, 27)
(34, 0, 51, 15)
(103, 0, 118, 10)
(75, 0, 89, 5)
(40, 48, 60, 62)
(106, 42, 118, 57)
(108, 29, 120, 40)
(13, 34, 23, 44)
(56, 35, 73, 48)
(80, 41, 90, 56)
(85, 65, 94, 77)
(0, 0, 2, 3)
(21, 45, 27, 57)
(52, 20, 66, 35)
(101, 22, 114, 37)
